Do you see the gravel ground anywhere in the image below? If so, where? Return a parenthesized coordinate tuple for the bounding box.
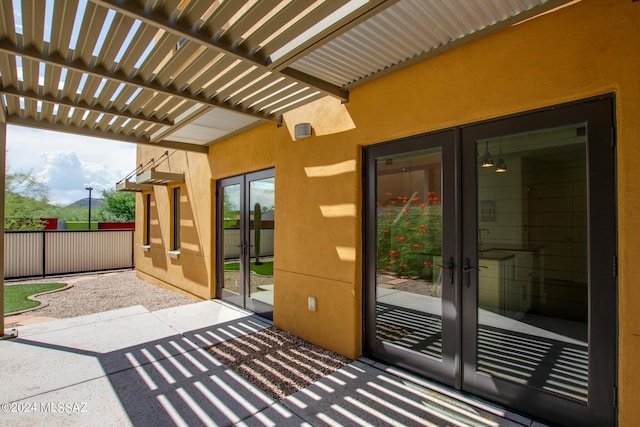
(377, 272, 442, 297)
(208, 327, 350, 399)
(4, 269, 199, 321)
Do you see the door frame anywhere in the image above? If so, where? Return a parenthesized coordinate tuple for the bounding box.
(216, 168, 275, 319)
(460, 95, 617, 426)
(363, 94, 617, 426)
(363, 129, 461, 387)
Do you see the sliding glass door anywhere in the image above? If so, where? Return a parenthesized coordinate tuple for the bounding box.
(364, 96, 616, 426)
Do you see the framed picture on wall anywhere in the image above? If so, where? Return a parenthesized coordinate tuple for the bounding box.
(480, 200, 496, 222)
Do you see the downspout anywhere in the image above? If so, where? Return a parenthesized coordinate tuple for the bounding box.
(1, 122, 17, 339)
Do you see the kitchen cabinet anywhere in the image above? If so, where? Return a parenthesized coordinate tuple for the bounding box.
(478, 250, 532, 319)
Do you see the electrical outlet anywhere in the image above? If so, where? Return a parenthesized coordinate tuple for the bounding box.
(308, 296, 316, 311)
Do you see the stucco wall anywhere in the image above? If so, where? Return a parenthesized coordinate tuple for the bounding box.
(135, 146, 213, 300)
(136, 0, 640, 423)
(209, 124, 361, 358)
(343, 1, 638, 421)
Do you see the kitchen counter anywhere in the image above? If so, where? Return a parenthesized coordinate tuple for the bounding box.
(478, 250, 515, 261)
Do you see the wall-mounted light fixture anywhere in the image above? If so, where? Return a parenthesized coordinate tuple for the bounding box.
(294, 123, 312, 140)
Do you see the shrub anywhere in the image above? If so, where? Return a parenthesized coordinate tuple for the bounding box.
(377, 192, 442, 279)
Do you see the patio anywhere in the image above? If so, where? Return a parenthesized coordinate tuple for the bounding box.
(0, 298, 545, 426)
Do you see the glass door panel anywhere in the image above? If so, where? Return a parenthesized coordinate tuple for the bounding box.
(475, 125, 589, 402)
(365, 130, 458, 386)
(461, 97, 616, 426)
(375, 148, 444, 359)
(247, 175, 275, 316)
(220, 181, 243, 307)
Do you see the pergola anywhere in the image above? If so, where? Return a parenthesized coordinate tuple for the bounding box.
(0, 0, 569, 337)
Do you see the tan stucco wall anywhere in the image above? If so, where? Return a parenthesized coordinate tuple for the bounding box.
(136, 0, 640, 422)
(134, 146, 212, 300)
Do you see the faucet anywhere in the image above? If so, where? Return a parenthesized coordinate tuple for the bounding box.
(478, 228, 490, 249)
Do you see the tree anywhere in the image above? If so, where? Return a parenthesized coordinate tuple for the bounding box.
(223, 190, 240, 228)
(6, 170, 49, 201)
(101, 189, 135, 222)
(5, 170, 51, 230)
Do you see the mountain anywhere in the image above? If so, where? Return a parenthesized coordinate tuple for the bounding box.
(66, 197, 105, 209)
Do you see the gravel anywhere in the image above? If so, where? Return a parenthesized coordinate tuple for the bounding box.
(208, 327, 351, 399)
(4, 269, 199, 320)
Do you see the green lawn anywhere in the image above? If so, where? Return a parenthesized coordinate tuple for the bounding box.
(4, 283, 67, 313)
(224, 261, 273, 276)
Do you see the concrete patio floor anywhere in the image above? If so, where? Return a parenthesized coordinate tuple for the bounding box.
(0, 300, 546, 426)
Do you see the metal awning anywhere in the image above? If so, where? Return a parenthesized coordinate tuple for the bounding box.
(115, 179, 153, 192)
(0, 0, 569, 152)
(137, 168, 184, 185)
(115, 149, 183, 190)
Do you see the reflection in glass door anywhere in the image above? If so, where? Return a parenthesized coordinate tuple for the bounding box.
(365, 130, 459, 386)
(248, 175, 275, 314)
(218, 169, 275, 319)
(375, 149, 444, 359)
(220, 180, 243, 308)
(461, 98, 616, 426)
(365, 97, 616, 426)
(474, 126, 590, 402)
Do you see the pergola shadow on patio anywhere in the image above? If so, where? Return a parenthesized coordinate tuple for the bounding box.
(0, 300, 540, 426)
(375, 300, 588, 403)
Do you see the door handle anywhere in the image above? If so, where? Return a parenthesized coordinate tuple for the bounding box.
(463, 257, 487, 287)
(463, 257, 488, 272)
(437, 256, 455, 285)
(236, 241, 248, 254)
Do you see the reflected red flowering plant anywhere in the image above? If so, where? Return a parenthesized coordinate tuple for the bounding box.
(377, 191, 442, 279)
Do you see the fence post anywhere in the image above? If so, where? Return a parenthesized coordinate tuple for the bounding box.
(42, 231, 46, 277)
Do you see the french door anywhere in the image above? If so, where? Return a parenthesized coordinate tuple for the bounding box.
(364, 96, 616, 426)
(217, 169, 275, 319)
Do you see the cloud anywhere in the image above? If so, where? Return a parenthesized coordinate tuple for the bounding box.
(38, 152, 84, 189)
(37, 151, 129, 206)
(6, 125, 136, 205)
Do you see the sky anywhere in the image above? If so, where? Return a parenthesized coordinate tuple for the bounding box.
(5, 0, 145, 206)
(6, 125, 137, 206)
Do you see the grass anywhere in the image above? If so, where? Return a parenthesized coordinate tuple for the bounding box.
(224, 261, 274, 276)
(4, 283, 67, 313)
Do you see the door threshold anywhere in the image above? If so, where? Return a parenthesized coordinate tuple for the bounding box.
(358, 357, 548, 426)
(213, 298, 274, 326)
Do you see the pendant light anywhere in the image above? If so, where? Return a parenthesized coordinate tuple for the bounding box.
(481, 142, 494, 168)
(495, 143, 507, 173)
